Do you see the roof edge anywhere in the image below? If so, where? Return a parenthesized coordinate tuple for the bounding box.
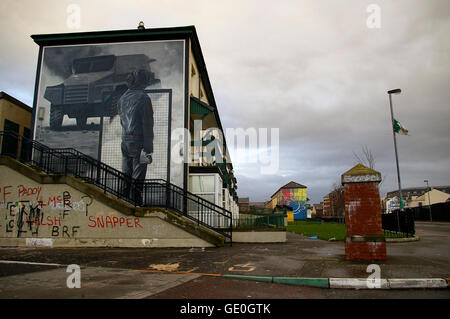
(0, 91, 32, 112)
(270, 181, 307, 199)
(31, 25, 197, 44)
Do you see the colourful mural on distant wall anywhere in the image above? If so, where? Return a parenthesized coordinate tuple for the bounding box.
(280, 188, 307, 220)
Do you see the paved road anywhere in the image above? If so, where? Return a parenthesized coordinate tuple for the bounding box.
(149, 275, 449, 299)
(0, 222, 448, 300)
(415, 221, 450, 237)
(149, 222, 450, 299)
(0, 264, 199, 299)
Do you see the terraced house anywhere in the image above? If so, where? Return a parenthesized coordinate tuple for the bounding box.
(0, 25, 238, 248)
(267, 181, 308, 220)
(0, 91, 32, 157)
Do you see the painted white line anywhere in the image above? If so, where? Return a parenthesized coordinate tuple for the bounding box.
(0, 260, 62, 267)
(329, 278, 389, 289)
(388, 278, 448, 289)
(329, 278, 448, 289)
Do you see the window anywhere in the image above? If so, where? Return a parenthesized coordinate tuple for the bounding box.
(22, 127, 31, 138)
(189, 174, 217, 205)
(199, 194, 215, 203)
(222, 188, 226, 208)
(190, 175, 215, 193)
(1, 119, 19, 157)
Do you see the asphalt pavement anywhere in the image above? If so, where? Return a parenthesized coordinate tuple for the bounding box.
(0, 222, 448, 300)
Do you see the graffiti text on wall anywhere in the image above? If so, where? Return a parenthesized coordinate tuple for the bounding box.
(1, 184, 142, 238)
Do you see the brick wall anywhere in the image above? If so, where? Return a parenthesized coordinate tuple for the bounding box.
(344, 182, 382, 236)
(345, 242, 387, 261)
(343, 181, 386, 261)
(323, 195, 330, 216)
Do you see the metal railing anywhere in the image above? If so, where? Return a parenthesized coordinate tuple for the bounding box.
(0, 130, 232, 241)
(382, 209, 415, 237)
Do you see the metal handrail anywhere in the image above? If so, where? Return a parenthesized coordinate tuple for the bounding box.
(0, 130, 232, 241)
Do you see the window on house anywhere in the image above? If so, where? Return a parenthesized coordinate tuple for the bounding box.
(222, 188, 226, 209)
(22, 127, 31, 138)
(1, 119, 19, 157)
(189, 175, 216, 204)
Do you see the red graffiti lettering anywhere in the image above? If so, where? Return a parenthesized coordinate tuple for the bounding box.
(17, 185, 42, 201)
(88, 216, 96, 228)
(134, 218, 143, 228)
(97, 216, 105, 228)
(127, 219, 133, 228)
(38, 216, 57, 226)
(47, 196, 62, 207)
(105, 216, 113, 228)
(87, 216, 142, 228)
(2, 186, 12, 203)
(53, 217, 61, 226)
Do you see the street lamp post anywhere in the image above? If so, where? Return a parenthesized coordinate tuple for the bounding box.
(388, 89, 403, 232)
(424, 179, 432, 222)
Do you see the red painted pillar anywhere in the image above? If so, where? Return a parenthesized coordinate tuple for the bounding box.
(341, 164, 386, 261)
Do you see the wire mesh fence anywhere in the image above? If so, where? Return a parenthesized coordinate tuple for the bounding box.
(235, 213, 286, 230)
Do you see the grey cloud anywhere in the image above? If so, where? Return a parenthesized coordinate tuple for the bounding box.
(0, 0, 449, 204)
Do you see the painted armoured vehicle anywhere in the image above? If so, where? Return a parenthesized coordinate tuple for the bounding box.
(43, 54, 160, 129)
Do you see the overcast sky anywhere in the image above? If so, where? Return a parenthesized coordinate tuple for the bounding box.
(1, 0, 449, 204)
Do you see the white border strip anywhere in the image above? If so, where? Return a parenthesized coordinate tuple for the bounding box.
(388, 278, 448, 289)
(329, 278, 448, 289)
(329, 278, 389, 289)
(0, 260, 62, 267)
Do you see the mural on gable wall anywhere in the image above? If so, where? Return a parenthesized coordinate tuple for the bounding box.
(281, 188, 307, 220)
(33, 40, 186, 189)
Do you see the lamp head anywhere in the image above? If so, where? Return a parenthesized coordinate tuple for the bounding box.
(388, 89, 401, 95)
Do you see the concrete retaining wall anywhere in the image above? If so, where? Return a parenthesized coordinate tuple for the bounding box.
(0, 164, 215, 248)
(232, 230, 286, 243)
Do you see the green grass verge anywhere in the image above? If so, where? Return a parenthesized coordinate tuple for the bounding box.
(286, 221, 346, 241)
(383, 230, 407, 238)
(287, 221, 407, 241)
